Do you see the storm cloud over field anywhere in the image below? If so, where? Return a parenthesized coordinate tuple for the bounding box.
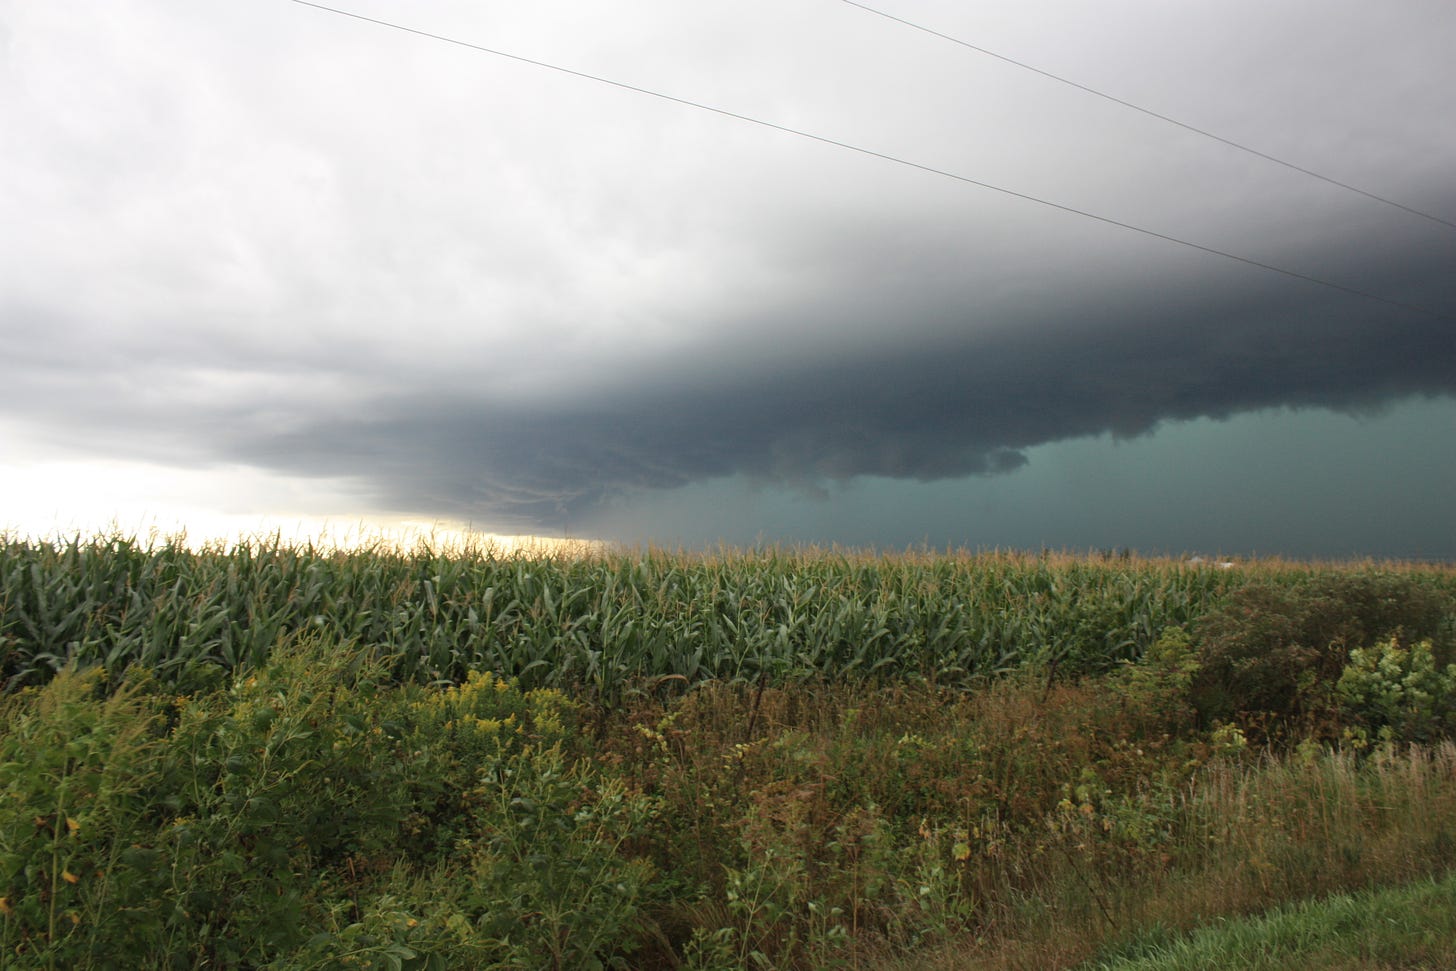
(3, 0, 1454, 555)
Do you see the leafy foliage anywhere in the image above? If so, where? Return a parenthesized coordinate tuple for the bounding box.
(1189, 573, 1455, 733)
(0, 540, 1453, 969)
(0, 535, 1251, 696)
(1338, 635, 1456, 743)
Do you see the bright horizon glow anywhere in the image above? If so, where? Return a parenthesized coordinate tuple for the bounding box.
(0, 512, 597, 558)
(0, 455, 598, 555)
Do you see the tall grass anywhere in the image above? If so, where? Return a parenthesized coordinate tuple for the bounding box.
(855, 733, 1456, 971)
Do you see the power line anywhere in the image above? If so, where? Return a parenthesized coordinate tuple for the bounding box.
(837, 0, 1456, 234)
(290, 1, 1453, 324)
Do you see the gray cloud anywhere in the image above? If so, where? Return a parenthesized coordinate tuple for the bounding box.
(3, 0, 1455, 548)
(209, 223, 1454, 529)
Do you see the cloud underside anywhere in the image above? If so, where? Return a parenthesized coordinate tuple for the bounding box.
(225, 240, 1455, 529)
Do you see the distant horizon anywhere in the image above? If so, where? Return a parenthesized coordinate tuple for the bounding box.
(7, 396, 1453, 562)
(4, 517, 1452, 570)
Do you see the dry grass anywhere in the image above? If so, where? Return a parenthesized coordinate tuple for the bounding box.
(857, 742, 1456, 970)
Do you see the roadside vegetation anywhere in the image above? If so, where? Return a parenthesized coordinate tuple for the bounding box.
(1082, 871, 1456, 971)
(1, 534, 1453, 968)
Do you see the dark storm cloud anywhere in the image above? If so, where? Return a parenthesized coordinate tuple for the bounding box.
(222, 229, 1456, 530)
(5, 0, 1455, 550)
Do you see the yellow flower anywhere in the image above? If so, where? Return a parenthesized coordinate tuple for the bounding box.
(61, 870, 79, 884)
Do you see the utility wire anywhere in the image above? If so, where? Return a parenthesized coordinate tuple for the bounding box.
(290, 1, 1453, 323)
(838, 0, 1456, 234)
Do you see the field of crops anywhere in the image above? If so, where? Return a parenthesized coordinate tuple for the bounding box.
(4, 534, 1456, 969)
(0, 533, 1329, 695)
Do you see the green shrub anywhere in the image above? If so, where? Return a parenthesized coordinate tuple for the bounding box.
(271, 884, 484, 971)
(0, 667, 168, 967)
(151, 638, 417, 966)
(1115, 627, 1201, 737)
(456, 743, 659, 970)
(1189, 575, 1454, 733)
(388, 670, 581, 863)
(1337, 635, 1456, 743)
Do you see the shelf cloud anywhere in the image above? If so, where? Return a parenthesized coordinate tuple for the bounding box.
(3, 0, 1454, 553)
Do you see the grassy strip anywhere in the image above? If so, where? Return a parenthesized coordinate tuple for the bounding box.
(1083, 871, 1456, 970)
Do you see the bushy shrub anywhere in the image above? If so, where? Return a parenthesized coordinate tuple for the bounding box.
(152, 637, 418, 966)
(1189, 575, 1455, 732)
(388, 669, 581, 862)
(0, 667, 169, 966)
(274, 894, 463, 971)
(1115, 627, 1201, 736)
(457, 745, 658, 970)
(0, 639, 665, 969)
(1338, 635, 1456, 743)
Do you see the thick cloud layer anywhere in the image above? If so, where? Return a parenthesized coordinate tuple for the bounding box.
(3, 0, 1454, 542)
(214, 226, 1454, 529)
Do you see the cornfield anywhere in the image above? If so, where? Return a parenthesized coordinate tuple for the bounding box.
(2, 533, 1447, 699)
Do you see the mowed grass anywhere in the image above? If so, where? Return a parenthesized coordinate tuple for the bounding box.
(1083, 871, 1456, 970)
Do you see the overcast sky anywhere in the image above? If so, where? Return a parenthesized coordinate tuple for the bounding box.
(3, 0, 1454, 558)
